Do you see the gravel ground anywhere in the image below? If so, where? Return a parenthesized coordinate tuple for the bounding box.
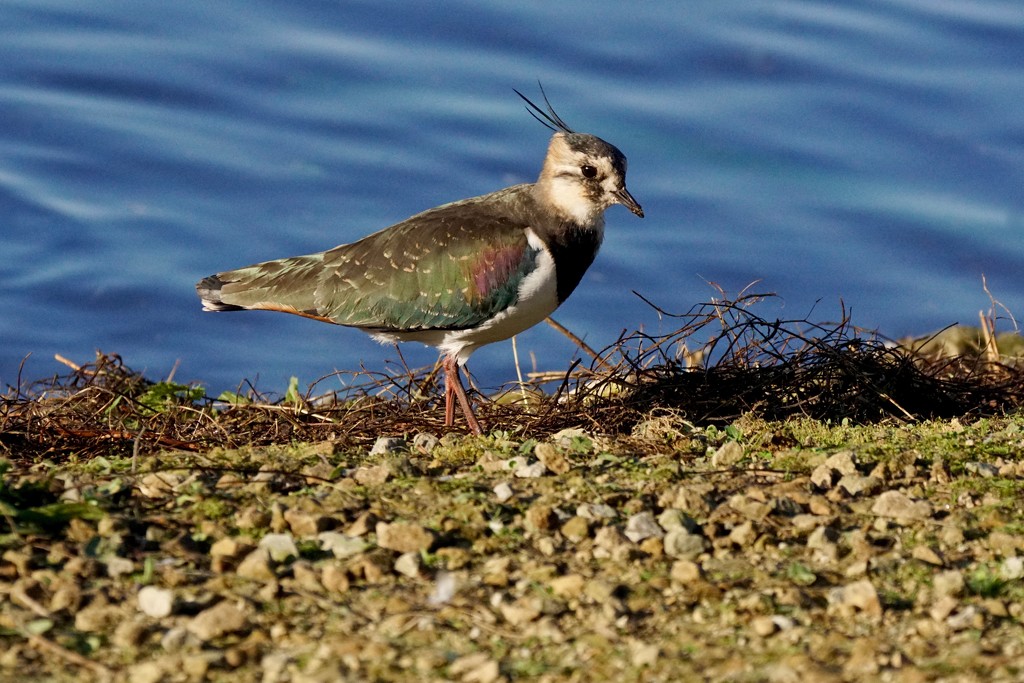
(2, 414, 1024, 682)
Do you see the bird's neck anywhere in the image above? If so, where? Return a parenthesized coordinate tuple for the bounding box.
(493, 182, 605, 303)
(532, 174, 604, 227)
(544, 219, 604, 303)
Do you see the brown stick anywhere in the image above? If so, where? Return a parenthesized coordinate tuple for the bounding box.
(545, 317, 614, 371)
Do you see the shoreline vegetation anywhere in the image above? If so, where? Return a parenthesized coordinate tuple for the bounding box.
(2, 295, 1024, 681)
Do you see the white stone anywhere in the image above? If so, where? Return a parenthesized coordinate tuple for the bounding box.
(624, 511, 664, 543)
(137, 586, 175, 619)
(259, 533, 299, 562)
(493, 482, 514, 503)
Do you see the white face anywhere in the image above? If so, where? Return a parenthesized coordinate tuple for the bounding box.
(545, 176, 608, 225)
(538, 134, 626, 225)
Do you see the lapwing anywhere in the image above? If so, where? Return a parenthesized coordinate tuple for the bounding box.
(196, 88, 643, 435)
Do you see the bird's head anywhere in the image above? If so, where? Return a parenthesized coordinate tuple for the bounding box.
(516, 86, 643, 225)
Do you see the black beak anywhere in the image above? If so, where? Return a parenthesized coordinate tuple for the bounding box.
(614, 187, 644, 218)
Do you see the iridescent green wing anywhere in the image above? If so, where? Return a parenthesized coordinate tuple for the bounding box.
(315, 209, 538, 332)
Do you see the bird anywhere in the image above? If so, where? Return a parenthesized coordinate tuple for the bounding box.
(196, 87, 643, 435)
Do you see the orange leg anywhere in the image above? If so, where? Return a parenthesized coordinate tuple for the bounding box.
(442, 355, 483, 435)
(444, 369, 456, 426)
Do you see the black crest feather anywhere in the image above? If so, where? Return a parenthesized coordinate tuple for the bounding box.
(513, 82, 575, 134)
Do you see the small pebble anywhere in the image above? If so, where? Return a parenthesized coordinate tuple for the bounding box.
(111, 619, 148, 648)
(412, 432, 439, 453)
(824, 450, 859, 475)
(500, 596, 543, 626)
(493, 482, 514, 503)
(577, 503, 616, 520)
(283, 508, 320, 537)
(376, 521, 436, 553)
(982, 598, 1008, 618)
(965, 461, 999, 478)
(259, 533, 299, 562)
(161, 626, 191, 652)
(353, 464, 391, 486)
(105, 556, 135, 578)
(664, 529, 707, 559)
(729, 494, 771, 521)
(929, 595, 958, 621)
(933, 570, 965, 598)
(236, 548, 275, 581)
(450, 652, 501, 683)
(728, 521, 756, 546)
(369, 436, 407, 456)
(710, 440, 744, 467)
(394, 552, 420, 578)
(187, 601, 248, 641)
(829, 579, 882, 618)
(549, 573, 585, 598)
(911, 545, 944, 566)
(810, 450, 859, 489)
(321, 565, 350, 593)
(1000, 556, 1024, 580)
(871, 490, 933, 521)
(625, 511, 665, 543)
(428, 571, 457, 605)
(502, 456, 529, 472)
(74, 604, 123, 633)
(838, 475, 881, 497)
(209, 537, 246, 559)
(751, 615, 777, 637)
(345, 511, 376, 537)
(128, 661, 166, 683)
(772, 615, 795, 631)
(807, 525, 839, 556)
(657, 509, 692, 532)
(791, 514, 820, 534)
(670, 560, 701, 583)
(318, 532, 369, 559)
(137, 586, 175, 618)
(561, 516, 590, 541)
(514, 461, 548, 478)
(947, 605, 983, 631)
(628, 640, 660, 668)
(535, 442, 571, 474)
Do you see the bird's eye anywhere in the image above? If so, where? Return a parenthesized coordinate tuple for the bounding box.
(581, 165, 597, 179)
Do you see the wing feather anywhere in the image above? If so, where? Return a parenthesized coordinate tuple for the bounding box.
(197, 184, 544, 333)
(317, 205, 539, 331)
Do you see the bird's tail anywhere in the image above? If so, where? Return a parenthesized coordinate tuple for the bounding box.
(196, 274, 243, 311)
(195, 253, 331, 321)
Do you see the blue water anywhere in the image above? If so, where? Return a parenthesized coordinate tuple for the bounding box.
(3, 0, 1023, 397)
